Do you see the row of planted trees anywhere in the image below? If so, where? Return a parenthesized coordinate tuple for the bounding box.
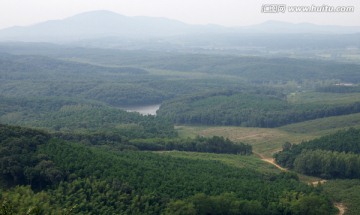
(294, 150, 360, 179)
(275, 128, 360, 179)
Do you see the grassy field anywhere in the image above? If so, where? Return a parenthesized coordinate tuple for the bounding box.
(155, 151, 322, 185)
(287, 92, 360, 105)
(156, 151, 282, 174)
(176, 125, 315, 158)
(279, 112, 360, 135)
(177, 112, 360, 159)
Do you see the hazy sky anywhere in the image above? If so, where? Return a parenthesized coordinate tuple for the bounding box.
(0, 0, 359, 30)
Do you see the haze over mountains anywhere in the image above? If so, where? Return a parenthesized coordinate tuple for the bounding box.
(1, 10, 360, 43)
(0, 10, 360, 49)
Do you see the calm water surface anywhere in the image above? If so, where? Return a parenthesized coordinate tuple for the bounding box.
(124, 104, 161, 115)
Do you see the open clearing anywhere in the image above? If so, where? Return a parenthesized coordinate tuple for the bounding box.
(177, 125, 316, 158)
(176, 113, 360, 214)
(177, 112, 360, 158)
(156, 151, 282, 174)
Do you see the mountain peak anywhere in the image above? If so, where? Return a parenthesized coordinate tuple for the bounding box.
(0, 10, 199, 42)
(66, 10, 126, 20)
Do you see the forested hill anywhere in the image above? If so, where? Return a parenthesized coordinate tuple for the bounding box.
(158, 91, 360, 127)
(2, 52, 360, 129)
(275, 128, 360, 179)
(2, 46, 360, 84)
(0, 124, 336, 214)
(0, 53, 167, 106)
(0, 96, 178, 138)
(291, 128, 360, 153)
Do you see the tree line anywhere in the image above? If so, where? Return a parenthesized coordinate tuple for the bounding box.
(274, 128, 360, 179)
(158, 92, 360, 127)
(129, 136, 252, 155)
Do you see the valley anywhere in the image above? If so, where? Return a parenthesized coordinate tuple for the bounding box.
(1, 10, 360, 214)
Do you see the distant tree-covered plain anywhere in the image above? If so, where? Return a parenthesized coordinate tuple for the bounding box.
(1, 44, 360, 214)
(1, 48, 360, 129)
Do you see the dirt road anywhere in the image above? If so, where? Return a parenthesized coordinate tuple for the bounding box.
(253, 152, 287, 171)
(261, 158, 287, 171)
(335, 203, 346, 215)
(254, 152, 346, 215)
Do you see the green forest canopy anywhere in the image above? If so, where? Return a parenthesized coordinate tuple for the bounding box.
(275, 128, 360, 179)
(0, 124, 336, 214)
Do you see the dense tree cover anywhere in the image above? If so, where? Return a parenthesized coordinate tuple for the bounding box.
(0, 125, 336, 214)
(129, 136, 252, 154)
(0, 179, 162, 215)
(0, 53, 165, 106)
(158, 92, 360, 127)
(0, 96, 177, 138)
(0, 53, 248, 107)
(275, 128, 360, 179)
(293, 150, 360, 178)
(142, 55, 360, 83)
(323, 179, 360, 215)
(3, 52, 360, 131)
(54, 131, 252, 155)
(2, 51, 360, 110)
(316, 85, 360, 93)
(83, 83, 167, 106)
(0, 53, 154, 104)
(4, 46, 358, 83)
(298, 128, 360, 153)
(1, 44, 358, 214)
(275, 128, 360, 168)
(165, 192, 334, 215)
(37, 141, 334, 214)
(0, 125, 63, 189)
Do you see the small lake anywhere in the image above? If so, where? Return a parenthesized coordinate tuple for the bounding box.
(123, 104, 161, 115)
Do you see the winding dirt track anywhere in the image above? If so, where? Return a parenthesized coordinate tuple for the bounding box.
(254, 152, 346, 215)
(335, 203, 346, 215)
(253, 152, 287, 171)
(261, 158, 287, 171)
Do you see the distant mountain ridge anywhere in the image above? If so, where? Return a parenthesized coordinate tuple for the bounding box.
(0, 10, 226, 42)
(0, 10, 359, 43)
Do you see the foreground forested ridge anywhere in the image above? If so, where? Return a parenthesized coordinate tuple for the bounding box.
(275, 128, 360, 179)
(0, 124, 336, 214)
